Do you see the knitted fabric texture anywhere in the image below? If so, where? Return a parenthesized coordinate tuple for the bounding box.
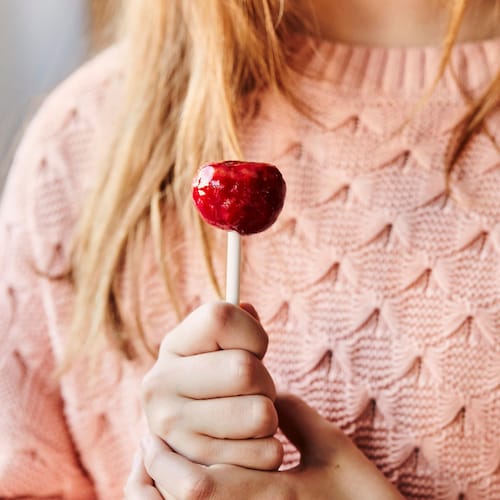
(0, 38, 499, 499)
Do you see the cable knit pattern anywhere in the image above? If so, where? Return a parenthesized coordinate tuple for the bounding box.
(0, 38, 499, 499)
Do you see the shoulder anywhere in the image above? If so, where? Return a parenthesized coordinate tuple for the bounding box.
(17, 44, 124, 159)
(5, 44, 125, 274)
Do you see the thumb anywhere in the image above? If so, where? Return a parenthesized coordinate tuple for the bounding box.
(275, 393, 336, 463)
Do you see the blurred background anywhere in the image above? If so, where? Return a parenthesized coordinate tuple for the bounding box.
(0, 0, 91, 193)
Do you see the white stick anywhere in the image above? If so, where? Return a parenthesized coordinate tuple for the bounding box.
(226, 230, 241, 305)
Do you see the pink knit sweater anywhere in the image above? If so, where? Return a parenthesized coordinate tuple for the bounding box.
(1, 37, 499, 499)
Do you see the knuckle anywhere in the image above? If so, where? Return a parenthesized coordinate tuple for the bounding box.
(182, 471, 215, 500)
(205, 301, 235, 331)
(140, 371, 159, 406)
(160, 407, 181, 436)
(164, 429, 196, 460)
(232, 350, 258, 388)
(259, 327, 270, 355)
(150, 405, 181, 438)
(142, 442, 161, 475)
(142, 366, 183, 434)
(188, 436, 218, 465)
(158, 334, 175, 358)
(141, 363, 177, 406)
(264, 438, 285, 470)
(251, 397, 278, 437)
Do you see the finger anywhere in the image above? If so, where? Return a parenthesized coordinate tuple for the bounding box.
(124, 451, 163, 500)
(144, 436, 289, 499)
(160, 302, 268, 358)
(164, 349, 276, 400)
(143, 435, 217, 500)
(240, 302, 260, 321)
(168, 431, 283, 470)
(275, 393, 338, 461)
(183, 395, 278, 439)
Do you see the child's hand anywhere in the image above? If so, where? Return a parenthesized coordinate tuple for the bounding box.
(126, 394, 405, 500)
(141, 302, 283, 471)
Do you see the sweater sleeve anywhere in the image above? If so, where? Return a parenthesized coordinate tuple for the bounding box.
(0, 108, 97, 498)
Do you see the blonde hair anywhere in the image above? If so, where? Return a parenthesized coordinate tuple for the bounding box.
(68, 0, 500, 363)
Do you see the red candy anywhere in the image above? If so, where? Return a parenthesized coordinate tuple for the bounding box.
(192, 161, 286, 235)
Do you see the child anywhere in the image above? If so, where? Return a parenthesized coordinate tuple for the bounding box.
(1, 0, 499, 498)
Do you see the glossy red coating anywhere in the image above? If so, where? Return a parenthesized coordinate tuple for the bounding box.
(192, 161, 286, 235)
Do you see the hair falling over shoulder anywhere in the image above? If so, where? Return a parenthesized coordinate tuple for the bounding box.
(67, 0, 500, 367)
(68, 0, 303, 365)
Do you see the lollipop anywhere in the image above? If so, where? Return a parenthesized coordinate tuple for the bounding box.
(192, 160, 286, 304)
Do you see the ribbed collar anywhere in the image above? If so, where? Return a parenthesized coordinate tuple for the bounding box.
(290, 35, 500, 98)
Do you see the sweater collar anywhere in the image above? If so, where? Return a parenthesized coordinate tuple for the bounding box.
(289, 34, 500, 99)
